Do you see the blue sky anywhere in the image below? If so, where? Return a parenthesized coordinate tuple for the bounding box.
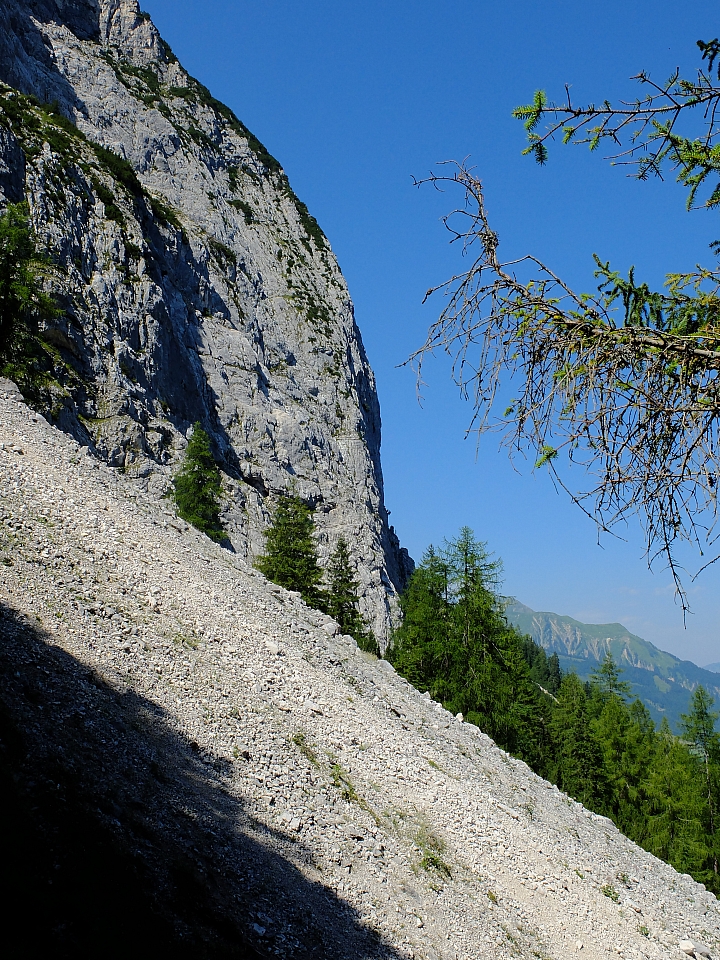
(142, 0, 720, 666)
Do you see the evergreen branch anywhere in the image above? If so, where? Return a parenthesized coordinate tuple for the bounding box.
(513, 49, 720, 208)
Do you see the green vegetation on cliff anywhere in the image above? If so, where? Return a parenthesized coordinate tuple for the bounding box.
(0, 203, 56, 364)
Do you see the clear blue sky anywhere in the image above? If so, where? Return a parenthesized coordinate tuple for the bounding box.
(142, 0, 719, 667)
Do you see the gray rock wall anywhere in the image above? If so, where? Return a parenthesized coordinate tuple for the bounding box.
(0, 0, 412, 643)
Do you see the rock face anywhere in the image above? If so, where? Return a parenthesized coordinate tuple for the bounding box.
(0, 0, 412, 642)
(2, 393, 719, 958)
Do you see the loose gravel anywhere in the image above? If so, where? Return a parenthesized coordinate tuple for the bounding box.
(1, 383, 719, 960)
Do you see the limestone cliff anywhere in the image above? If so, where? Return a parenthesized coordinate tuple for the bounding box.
(0, 0, 412, 641)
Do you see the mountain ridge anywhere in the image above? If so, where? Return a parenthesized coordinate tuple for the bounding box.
(506, 600, 720, 727)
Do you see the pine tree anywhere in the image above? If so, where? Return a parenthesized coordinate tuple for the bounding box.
(613, 698, 657, 837)
(593, 693, 631, 820)
(550, 673, 609, 811)
(326, 536, 377, 654)
(591, 652, 632, 701)
(638, 719, 710, 883)
(255, 494, 327, 610)
(170, 424, 225, 542)
(520, 638, 563, 695)
(680, 687, 720, 881)
(389, 545, 451, 691)
(390, 528, 546, 767)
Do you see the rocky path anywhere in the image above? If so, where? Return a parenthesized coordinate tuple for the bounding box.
(1, 384, 718, 959)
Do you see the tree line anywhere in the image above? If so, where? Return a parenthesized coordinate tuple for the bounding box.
(388, 527, 720, 893)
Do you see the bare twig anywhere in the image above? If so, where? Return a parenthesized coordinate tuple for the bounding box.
(410, 162, 720, 612)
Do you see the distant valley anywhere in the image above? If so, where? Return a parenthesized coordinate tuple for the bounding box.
(506, 601, 720, 728)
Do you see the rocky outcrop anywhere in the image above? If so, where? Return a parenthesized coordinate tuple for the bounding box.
(0, 0, 412, 642)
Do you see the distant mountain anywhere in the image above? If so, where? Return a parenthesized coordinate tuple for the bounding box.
(505, 601, 720, 729)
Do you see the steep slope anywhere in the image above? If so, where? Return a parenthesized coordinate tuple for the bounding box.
(506, 601, 720, 727)
(2, 391, 719, 960)
(0, 0, 411, 642)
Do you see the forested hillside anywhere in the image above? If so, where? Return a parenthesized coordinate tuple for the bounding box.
(506, 602, 720, 727)
(390, 530, 720, 894)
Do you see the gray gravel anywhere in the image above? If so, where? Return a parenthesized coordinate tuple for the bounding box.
(2, 390, 719, 960)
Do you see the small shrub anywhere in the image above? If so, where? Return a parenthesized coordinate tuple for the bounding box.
(147, 193, 183, 231)
(124, 241, 143, 262)
(415, 824, 451, 880)
(90, 177, 125, 225)
(172, 632, 200, 650)
(291, 731, 318, 766)
(208, 238, 237, 268)
(91, 142, 143, 197)
(601, 884, 619, 902)
(330, 763, 359, 803)
(227, 164, 240, 192)
(229, 197, 254, 224)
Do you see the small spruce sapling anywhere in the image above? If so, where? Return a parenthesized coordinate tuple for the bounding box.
(255, 494, 327, 610)
(170, 423, 225, 543)
(326, 536, 377, 654)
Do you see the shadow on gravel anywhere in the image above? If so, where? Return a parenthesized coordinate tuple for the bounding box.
(0, 602, 402, 960)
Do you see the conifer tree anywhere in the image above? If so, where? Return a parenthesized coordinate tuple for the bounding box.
(680, 687, 720, 879)
(521, 640, 562, 695)
(390, 528, 546, 766)
(390, 546, 451, 691)
(612, 698, 657, 837)
(170, 423, 225, 543)
(638, 719, 709, 881)
(591, 652, 632, 702)
(550, 673, 609, 811)
(255, 494, 327, 610)
(326, 536, 377, 654)
(593, 693, 631, 820)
